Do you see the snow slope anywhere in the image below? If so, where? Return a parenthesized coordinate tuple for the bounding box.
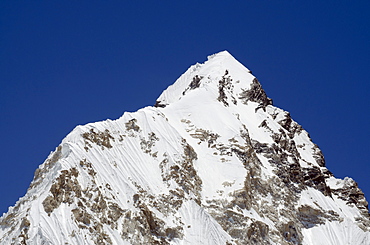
(1, 51, 369, 244)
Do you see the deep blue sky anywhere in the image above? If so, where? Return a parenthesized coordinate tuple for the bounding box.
(0, 1, 369, 215)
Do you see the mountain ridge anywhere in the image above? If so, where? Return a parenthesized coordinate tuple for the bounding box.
(1, 51, 369, 244)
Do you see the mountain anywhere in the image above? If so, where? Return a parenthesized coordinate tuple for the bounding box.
(0, 51, 369, 245)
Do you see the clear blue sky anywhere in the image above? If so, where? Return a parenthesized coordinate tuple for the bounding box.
(0, 1, 369, 215)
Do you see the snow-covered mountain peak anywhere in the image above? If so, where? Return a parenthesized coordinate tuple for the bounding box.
(1, 52, 369, 245)
(155, 50, 255, 108)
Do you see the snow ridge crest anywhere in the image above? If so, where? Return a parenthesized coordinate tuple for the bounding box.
(155, 50, 254, 108)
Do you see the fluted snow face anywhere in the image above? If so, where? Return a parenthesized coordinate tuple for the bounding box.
(1, 51, 369, 245)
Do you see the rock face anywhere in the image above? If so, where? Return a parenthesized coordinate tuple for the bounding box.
(0, 51, 369, 245)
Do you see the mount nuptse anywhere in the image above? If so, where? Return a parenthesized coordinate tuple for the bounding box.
(1, 51, 369, 244)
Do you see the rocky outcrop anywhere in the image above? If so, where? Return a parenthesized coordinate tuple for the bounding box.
(43, 168, 81, 215)
(82, 129, 114, 151)
(239, 78, 273, 111)
(217, 70, 237, 106)
(154, 101, 166, 108)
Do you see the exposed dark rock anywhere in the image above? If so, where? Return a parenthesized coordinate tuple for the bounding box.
(154, 101, 166, 108)
(303, 166, 332, 196)
(189, 75, 203, 89)
(253, 134, 332, 197)
(140, 132, 159, 157)
(82, 129, 114, 150)
(272, 129, 301, 158)
(72, 208, 92, 226)
(278, 113, 293, 132)
(107, 203, 123, 223)
(312, 144, 326, 167)
(232, 175, 252, 210)
(217, 70, 234, 106)
(126, 186, 184, 244)
(140, 205, 166, 238)
(207, 204, 265, 244)
(271, 153, 331, 196)
(71, 203, 113, 245)
(80, 159, 97, 177)
(189, 128, 219, 147)
(355, 214, 370, 232)
(165, 227, 183, 240)
(18, 217, 30, 245)
(247, 221, 270, 245)
(298, 205, 326, 228)
(239, 78, 272, 111)
(159, 139, 202, 205)
(43, 168, 82, 215)
(280, 222, 302, 245)
(251, 140, 274, 155)
(298, 205, 342, 229)
(125, 118, 141, 132)
(182, 75, 204, 96)
(258, 119, 274, 134)
(331, 178, 369, 211)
